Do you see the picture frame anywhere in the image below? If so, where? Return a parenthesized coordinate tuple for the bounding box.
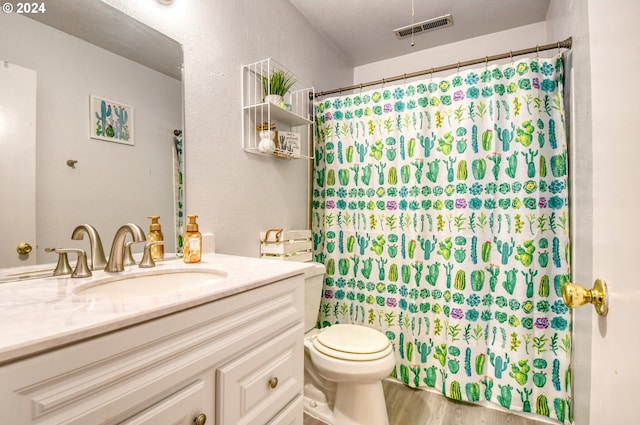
(90, 95, 134, 145)
(277, 131, 301, 158)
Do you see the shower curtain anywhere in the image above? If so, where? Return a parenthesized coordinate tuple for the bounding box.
(174, 130, 184, 256)
(312, 55, 571, 423)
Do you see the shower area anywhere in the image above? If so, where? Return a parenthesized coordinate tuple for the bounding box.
(310, 40, 573, 425)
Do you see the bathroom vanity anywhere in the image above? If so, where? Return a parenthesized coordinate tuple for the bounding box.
(0, 254, 310, 425)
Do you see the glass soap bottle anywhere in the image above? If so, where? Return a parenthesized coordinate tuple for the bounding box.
(147, 215, 164, 262)
(183, 214, 202, 263)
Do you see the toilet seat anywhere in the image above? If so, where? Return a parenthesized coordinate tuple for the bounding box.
(312, 324, 392, 361)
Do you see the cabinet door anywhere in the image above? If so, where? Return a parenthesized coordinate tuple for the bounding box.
(217, 324, 303, 425)
(120, 378, 213, 425)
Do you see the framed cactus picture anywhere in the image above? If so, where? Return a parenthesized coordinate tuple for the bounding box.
(89, 95, 134, 145)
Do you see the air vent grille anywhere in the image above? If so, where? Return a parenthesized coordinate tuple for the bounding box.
(394, 14, 453, 39)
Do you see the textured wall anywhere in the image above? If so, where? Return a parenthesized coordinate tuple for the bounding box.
(102, 0, 353, 257)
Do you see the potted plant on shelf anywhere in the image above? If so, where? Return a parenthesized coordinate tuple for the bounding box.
(262, 69, 296, 108)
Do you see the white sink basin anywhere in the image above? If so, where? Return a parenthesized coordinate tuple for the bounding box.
(75, 270, 226, 298)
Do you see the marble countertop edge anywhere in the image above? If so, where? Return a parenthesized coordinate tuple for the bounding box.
(0, 253, 313, 364)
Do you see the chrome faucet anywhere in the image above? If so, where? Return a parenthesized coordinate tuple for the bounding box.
(71, 224, 107, 270)
(105, 223, 146, 273)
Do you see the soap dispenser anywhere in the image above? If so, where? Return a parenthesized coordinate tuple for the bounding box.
(146, 215, 164, 262)
(183, 214, 202, 263)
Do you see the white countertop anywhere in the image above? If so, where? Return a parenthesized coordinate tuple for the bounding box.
(0, 254, 312, 364)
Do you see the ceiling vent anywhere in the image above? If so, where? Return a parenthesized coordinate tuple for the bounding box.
(393, 14, 453, 39)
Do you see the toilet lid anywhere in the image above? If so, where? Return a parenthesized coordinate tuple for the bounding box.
(313, 324, 392, 361)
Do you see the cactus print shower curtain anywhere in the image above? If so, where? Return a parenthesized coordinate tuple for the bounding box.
(312, 55, 571, 423)
(173, 131, 184, 256)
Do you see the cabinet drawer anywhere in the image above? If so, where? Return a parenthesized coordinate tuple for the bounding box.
(216, 324, 303, 425)
(120, 378, 212, 425)
(266, 396, 302, 425)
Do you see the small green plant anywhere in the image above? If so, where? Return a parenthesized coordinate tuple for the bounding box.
(262, 69, 296, 97)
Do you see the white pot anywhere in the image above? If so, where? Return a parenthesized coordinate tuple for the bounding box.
(265, 94, 284, 106)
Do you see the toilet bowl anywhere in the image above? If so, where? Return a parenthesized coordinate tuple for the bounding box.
(303, 263, 395, 425)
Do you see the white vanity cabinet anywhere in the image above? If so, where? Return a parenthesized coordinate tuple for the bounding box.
(0, 275, 304, 425)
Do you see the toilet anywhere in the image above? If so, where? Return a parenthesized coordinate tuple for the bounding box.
(303, 263, 396, 425)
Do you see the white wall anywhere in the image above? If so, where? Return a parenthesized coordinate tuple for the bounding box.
(101, 0, 353, 257)
(0, 12, 182, 257)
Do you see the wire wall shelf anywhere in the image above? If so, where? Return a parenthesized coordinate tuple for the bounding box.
(241, 58, 315, 159)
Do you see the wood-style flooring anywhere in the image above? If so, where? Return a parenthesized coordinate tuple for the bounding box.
(303, 379, 548, 425)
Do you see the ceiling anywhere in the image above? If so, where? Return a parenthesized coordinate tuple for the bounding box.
(27, 0, 182, 80)
(27, 1, 550, 79)
(288, 0, 551, 66)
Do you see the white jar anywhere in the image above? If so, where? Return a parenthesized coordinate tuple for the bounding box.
(258, 129, 276, 154)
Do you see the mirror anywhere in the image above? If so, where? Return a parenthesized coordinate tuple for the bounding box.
(0, 0, 183, 269)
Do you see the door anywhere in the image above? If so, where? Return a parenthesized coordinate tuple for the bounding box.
(0, 61, 36, 267)
(586, 0, 640, 423)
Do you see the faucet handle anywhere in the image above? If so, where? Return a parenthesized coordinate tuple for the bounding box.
(45, 248, 92, 278)
(140, 241, 164, 268)
(124, 240, 147, 266)
(45, 247, 72, 276)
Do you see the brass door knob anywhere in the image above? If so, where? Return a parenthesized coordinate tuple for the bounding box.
(562, 279, 608, 316)
(193, 413, 206, 425)
(269, 377, 279, 389)
(17, 242, 33, 255)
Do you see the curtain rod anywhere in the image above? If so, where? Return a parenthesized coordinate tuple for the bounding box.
(312, 37, 572, 99)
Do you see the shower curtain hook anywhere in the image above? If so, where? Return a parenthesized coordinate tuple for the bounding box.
(382, 77, 385, 88)
(557, 41, 561, 54)
(485, 56, 489, 69)
(509, 51, 514, 64)
(457, 62, 460, 74)
(536, 45, 540, 58)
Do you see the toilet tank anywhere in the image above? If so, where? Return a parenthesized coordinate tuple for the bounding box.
(304, 263, 325, 332)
